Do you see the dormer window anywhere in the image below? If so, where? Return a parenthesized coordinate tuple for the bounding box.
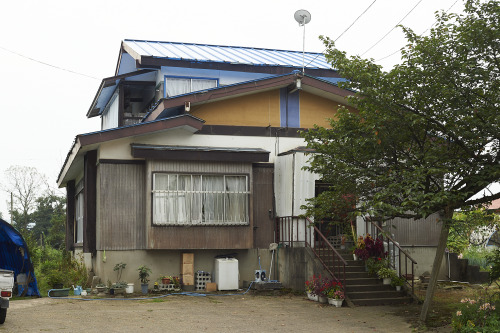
(164, 76, 218, 98)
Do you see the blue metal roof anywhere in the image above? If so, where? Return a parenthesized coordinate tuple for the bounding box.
(123, 39, 331, 70)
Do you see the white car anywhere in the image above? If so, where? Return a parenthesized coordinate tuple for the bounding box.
(0, 269, 14, 324)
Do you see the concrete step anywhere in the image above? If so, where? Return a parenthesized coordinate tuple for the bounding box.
(344, 271, 372, 279)
(344, 277, 381, 285)
(345, 284, 395, 292)
(349, 296, 413, 306)
(348, 290, 404, 299)
(344, 266, 366, 273)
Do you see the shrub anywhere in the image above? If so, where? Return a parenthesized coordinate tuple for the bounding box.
(463, 246, 491, 271)
(487, 248, 500, 285)
(451, 289, 500, 332)
(35, 247, 88, 292)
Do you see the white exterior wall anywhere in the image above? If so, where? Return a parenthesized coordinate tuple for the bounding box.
(97, 129, 306, 162)
(274, 152, 318, 217)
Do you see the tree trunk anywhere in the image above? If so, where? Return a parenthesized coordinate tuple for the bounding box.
(419, 209, 453, 322)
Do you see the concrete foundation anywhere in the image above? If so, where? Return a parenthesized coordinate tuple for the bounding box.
(73, 245, 450, 292)
(79, 248, 275, 290)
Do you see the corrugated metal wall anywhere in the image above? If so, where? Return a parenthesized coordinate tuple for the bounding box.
(274, 152, 318, 217)
(98, 162, 146, 250)
(384, 212, 442, 246)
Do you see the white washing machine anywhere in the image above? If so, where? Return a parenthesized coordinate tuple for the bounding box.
(214, 258, 239, 290)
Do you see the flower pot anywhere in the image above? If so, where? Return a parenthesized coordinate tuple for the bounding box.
(126, 283, 134, 294)
(162, 278, 171, 284)
(114, 287, 126, 295)
(353, 254, 358, 260)
(396, 285, 401, 291)
(382, 278, 391, 285)
(307, 292, 318, 302)
(96, 286, 107, 295)
(328, 298, 343, 307)
(141, 283, 149, 294)
(318, 295, 328, 304)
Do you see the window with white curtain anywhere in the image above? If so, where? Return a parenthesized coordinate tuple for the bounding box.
(75, 182, 84, 244)
(152, 173, 249, 225)
(164, 76, 218, 98)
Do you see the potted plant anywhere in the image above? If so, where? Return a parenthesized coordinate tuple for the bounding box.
(305, 275, 320, 301)
(111, 281, 128, 295)
(314, 276, 333, 304)
(325, 280, 344, 307)
(138, 265, 152, 294)
(96, 283, 107, 295)
(391, 275, 406, 291)
(159, 275, 172, 285)
(366, 257, 387, 276)
(377, 267, 397, 285)
(113, 262, 126, 282)
(172, 276, 181, 290)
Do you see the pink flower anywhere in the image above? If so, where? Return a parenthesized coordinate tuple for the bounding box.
(456, 311, 462, 316)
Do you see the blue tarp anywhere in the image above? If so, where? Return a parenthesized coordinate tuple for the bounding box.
(0, 218, 40, 297)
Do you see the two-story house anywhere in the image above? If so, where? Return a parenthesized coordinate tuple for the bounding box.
(57, 39, 357, 289)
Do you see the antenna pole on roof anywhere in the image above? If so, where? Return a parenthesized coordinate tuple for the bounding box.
(294, 9, 311, 75)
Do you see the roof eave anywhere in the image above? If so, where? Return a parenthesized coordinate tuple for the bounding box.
(57, 114, 205, 187)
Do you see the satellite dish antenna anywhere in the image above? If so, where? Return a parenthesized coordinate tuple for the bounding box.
(294, 9, 311, 26)
(294, 9, 311, 74)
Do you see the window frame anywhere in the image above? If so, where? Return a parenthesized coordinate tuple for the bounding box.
(163, 75, 219, 98)
(151, 172, 250, 226)
(74, 180, 84, 245)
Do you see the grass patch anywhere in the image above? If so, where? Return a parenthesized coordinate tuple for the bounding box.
(394, 281, 497, 331)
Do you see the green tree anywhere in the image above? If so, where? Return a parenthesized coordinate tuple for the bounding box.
(447, 209, 498, 253)
(303, 0, 499, 322)
(31, 193, 66, 249)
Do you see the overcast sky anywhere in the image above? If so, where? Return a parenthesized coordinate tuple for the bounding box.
(0, 0, 466, 220)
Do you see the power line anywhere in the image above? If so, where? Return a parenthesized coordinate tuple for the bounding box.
(303, 0, 378, 69)
(360, 0, 424, 57)
(375, 0, 460, 63)
(0, 45, 99, 80)
(334, 0, 378, 43)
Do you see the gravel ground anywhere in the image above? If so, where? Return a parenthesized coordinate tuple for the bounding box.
(4, 293, 415, 332)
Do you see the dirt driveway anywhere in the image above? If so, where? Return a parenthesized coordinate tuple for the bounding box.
(5, 293, 415, 332)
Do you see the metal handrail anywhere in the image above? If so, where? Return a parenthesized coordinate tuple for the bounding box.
(275, 216, 347, 287)
(368, 221, 417, 294)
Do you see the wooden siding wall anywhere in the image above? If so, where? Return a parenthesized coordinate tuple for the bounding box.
(384, 212, 442, 246)
(146, 160, 254, 249)
(98, 162, 146, 250)
(83, 151, 97, 254)
(252, 164, 275, 248)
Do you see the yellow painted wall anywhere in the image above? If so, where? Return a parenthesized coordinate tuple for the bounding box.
(189, 89, 356, 128)
(190, 90, 281, 127)
(300, 91, 354, 128)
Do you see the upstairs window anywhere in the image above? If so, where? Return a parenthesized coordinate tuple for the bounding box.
(152, 173, 249, 226)
(164, 76, 218, 98)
